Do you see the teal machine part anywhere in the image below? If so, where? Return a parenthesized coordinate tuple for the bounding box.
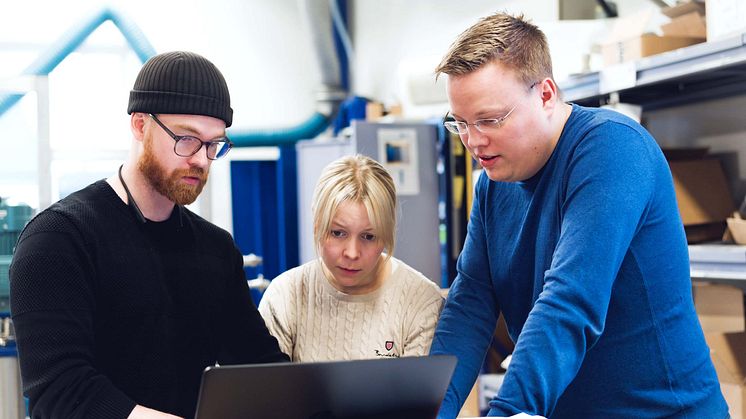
(0, 255, 11, 311)
(0, 199, 34, 310)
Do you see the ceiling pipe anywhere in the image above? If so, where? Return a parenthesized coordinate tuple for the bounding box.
(0, 6, 155, 118)
(229, 0, 348, 147)
(0, 3, 348, 146)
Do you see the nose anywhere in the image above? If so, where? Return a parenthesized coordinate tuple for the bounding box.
(464, 125, 489, 150)
(186, 146, 211, 167)
(343, 239, 360, 260)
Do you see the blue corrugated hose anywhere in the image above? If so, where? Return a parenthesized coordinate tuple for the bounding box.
(0, 5, 334, 146)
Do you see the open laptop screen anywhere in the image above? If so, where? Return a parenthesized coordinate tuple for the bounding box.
(194, 354, 457, 419)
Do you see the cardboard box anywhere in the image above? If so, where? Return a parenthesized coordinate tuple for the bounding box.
(457, 383, 480, 417)
(705, 332, 746, 418)
(669, 159, 735, 223)
(669, 158, 735, 243)
(721, 382, 745, 419)
(693, 282, 745, 333)
(601, 7, 705, 65)
(707, 0, 746, 42)
(728, 214, 746, 245)
(662, 1, 706, 19)
(602, 34, 704, 65)
(661, 11, 707, 38)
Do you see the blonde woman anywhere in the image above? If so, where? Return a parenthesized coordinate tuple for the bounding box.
(259, 154, 443, 362)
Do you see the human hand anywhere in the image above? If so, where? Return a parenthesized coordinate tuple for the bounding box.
(127, 405, 184, 419)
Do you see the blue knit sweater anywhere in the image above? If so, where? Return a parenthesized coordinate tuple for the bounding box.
(431, 105, 727, 418)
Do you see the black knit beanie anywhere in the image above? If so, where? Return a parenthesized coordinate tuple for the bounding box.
(127, 51, 233, 127)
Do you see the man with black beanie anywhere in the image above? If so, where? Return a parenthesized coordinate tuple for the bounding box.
(10, 51, 289, 419)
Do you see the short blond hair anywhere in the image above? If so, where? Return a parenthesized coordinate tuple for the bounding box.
(312, 155, 397, 260)
(435, 12, 554, 86)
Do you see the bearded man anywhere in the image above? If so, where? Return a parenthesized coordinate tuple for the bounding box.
(9, 51, 289, 419)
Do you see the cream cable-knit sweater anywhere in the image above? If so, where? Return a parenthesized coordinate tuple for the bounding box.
(258, 257, 444, 362)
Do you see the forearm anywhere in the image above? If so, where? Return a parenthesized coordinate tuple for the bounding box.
(260, 312, 293, 359)
(257, 285, 295, 359)
(11, 228, 136, 418)
(431, 275, 499, 417)
(491, 130, 655, 415)
(218, 257, 289, 364)
(431, 310, 495, 417)
(13, 310, 136, 418)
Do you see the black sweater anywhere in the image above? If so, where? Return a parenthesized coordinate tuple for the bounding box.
(10, 180, 288, 418)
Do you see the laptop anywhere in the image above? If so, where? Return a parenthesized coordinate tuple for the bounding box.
(193, 354, 457, 419)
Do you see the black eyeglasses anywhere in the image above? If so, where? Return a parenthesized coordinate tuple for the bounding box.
(149, 114, 233, 160)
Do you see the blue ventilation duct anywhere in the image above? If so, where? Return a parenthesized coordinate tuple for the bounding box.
(0, 6, 155, 117)
(230, 112, 331, 147)
(230, 0, 351, 147)
(0, 3, 347, 146)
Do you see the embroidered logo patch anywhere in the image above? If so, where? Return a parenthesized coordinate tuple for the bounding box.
(385, 341, 394, 351)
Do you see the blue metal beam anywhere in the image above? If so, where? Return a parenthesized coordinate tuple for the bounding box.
(0, 6, 156, 118)
(0, 5, 334, 146)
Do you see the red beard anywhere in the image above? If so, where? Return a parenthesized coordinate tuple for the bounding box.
(138, 134, 209, 205)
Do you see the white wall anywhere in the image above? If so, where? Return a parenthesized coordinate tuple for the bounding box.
(4, 0, 721, 230)
(0, 0, 320, 128)
(0, 0, 321, 227)
(349, 0, 655, 112)
(350, 0, 562, 114)
(349, 0, 746, 208)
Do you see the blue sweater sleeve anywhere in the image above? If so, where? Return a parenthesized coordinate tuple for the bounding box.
(430, 174, 501, 418)
(489, 122, 658, 416)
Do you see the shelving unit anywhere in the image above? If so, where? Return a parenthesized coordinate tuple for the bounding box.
(689, 269, 746, 289)
(560, 34, 746, 111)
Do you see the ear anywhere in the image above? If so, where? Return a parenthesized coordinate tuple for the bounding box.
(537, 78, 560, 111)
(130, 113, 147, 142)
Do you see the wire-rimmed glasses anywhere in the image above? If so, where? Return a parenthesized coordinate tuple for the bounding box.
(443, 81, 541, 136)
(443, 106, 517, 136)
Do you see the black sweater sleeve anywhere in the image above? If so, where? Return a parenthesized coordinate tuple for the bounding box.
(215, 241, 290, 365)
(10, 211, 136, 419)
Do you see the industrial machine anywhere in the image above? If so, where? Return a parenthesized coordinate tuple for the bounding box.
(0, 197, 33, 419)
(0, 198, 33, 311)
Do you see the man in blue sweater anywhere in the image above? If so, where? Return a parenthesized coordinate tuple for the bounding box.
(430, 12, 728, 418)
